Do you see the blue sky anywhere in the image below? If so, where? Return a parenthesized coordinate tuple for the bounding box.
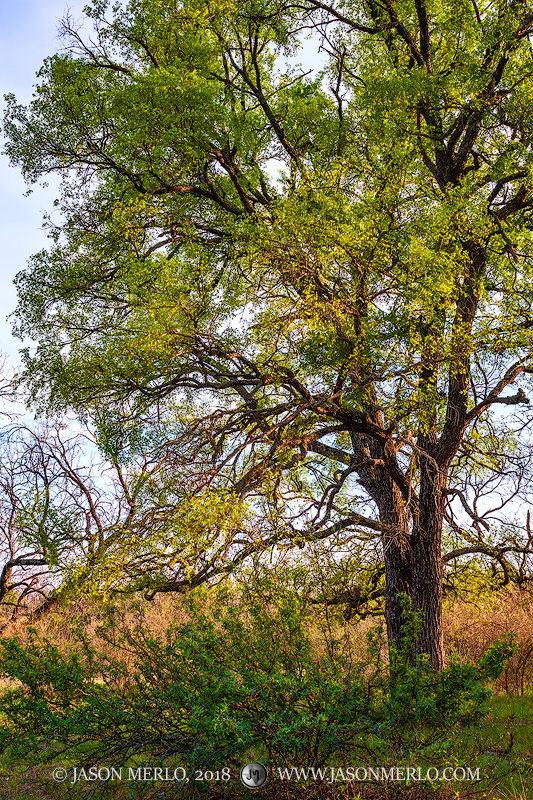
(0, 0, 80, 364)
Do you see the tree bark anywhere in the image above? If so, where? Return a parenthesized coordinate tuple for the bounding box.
(380, 482, 413, 655)
(411, 457, 445, 670)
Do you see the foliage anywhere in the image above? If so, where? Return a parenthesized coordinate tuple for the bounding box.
(0, 581, 517, 796)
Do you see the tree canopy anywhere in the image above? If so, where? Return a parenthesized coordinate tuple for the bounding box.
(4, 0, 533, 667)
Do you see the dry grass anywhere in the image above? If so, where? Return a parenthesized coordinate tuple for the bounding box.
(444, 587, 533, 695)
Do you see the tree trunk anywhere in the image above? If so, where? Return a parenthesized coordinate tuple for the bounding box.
(374, 452, 445, 670)
(379, 481, 414, 656)
(411, 456, 445, 670)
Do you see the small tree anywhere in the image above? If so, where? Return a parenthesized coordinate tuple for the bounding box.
(4, 0, 533, 667)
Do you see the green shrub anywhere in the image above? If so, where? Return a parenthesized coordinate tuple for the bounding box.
(0, 583, 518, 796)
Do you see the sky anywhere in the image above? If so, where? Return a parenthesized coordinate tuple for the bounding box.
(0, 0, 82, 367)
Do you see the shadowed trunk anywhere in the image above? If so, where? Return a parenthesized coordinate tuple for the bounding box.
(411, 458, 445, 670)
(376, 478, 414, 657)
